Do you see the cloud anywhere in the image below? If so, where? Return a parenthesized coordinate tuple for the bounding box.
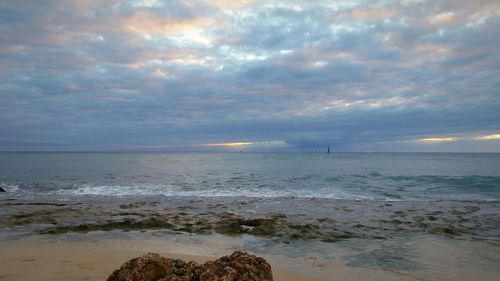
(0, 0, 499, 151)
(474, 134, 500, 140)
(417, 137, 457, 143)
(415, 133, 500, 143)
(200, 140, 287, 148)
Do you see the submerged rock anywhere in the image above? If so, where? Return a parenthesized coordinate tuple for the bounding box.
(39, 218, 175, 234)
(107, 251, 273, 281)
(214, 218, 277, 237)
(427, 225, 463, 237)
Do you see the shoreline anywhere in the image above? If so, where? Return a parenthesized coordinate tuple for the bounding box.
(1, 196, 499, 242)
(1, 196, 500, 281)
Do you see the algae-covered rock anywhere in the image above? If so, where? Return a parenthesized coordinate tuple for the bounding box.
(427, 225, 463, 237)
(39, 218, 175, 234)
(214, 218, 277, 237)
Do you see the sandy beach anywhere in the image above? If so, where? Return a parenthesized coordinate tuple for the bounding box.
(0, 239, 325, 281)
(1, 235, 499, 281)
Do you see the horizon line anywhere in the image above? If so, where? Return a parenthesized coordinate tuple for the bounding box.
(1, 150, 499, 154)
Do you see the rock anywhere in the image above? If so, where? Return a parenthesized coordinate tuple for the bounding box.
(0, 187, 5, 192)
(192, 251, 273, 281)
(107, 251, 273, 281)
(214, 218, 277, 237)
(107, 253, 197, 281)
(428, 225, 463, 237)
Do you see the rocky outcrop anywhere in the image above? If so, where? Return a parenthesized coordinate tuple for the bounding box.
(107, 253, 197, 281)
(191, 251, 273, 281)
(107, 251, 273, 281)
(0, 187, 5, 192)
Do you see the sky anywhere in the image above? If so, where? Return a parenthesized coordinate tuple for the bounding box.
(0, 0, 499, 152)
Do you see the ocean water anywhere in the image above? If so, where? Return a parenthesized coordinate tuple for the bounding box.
(0, 152, 499, 201)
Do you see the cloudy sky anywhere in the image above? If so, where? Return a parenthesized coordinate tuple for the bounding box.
(1, 0, 499, 152)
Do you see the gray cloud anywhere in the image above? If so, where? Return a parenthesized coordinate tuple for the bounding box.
(0, 0, 499, 151)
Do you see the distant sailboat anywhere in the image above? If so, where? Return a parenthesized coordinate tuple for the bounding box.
(327, 146, 331, 154)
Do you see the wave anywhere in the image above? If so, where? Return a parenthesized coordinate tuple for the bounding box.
(0, 181, 380, 200)
(1, 174, 499, 201)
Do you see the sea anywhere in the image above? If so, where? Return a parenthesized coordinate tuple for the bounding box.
(1, 152, 499, 201)
(2, 152, 500, 280)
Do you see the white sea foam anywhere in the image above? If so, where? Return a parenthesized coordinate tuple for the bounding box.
(0, 183, 21, 193)
(49, 183, 378, 200)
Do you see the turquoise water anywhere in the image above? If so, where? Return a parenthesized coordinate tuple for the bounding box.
(0, 152, 499, 201)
